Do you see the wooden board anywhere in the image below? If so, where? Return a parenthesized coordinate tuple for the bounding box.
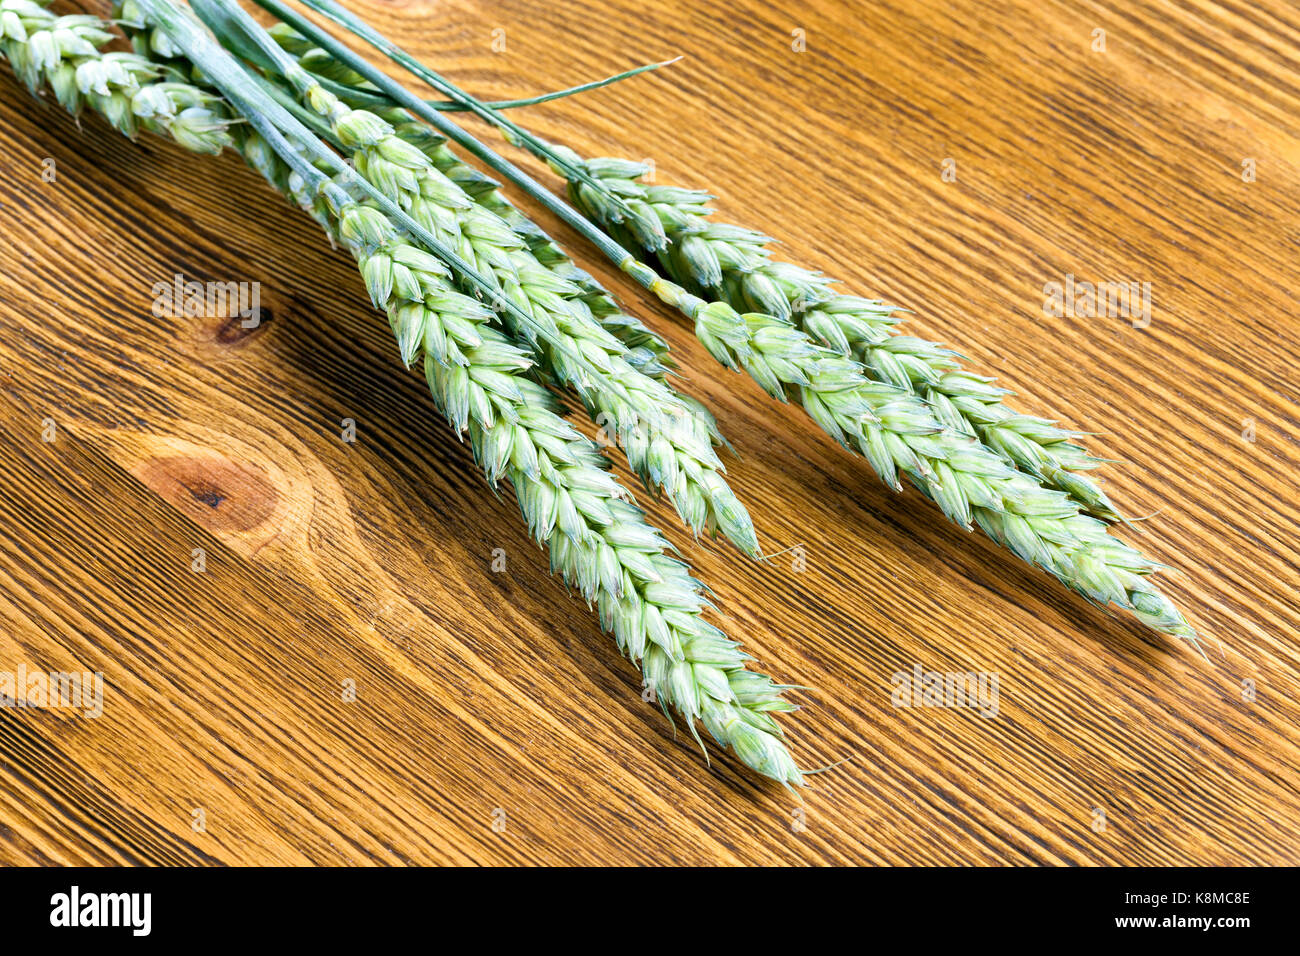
(0, 0, 1297, 865)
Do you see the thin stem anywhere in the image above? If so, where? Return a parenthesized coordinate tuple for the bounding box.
(284, 0, 638, 217)
(430, 59, 679, 111)
(260, 50, 675, 111)
(244, 64, 341, 145)
(249, 0, 712, 322)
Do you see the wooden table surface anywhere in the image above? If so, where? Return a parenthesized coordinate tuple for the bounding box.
(0, 0, 1297, 866)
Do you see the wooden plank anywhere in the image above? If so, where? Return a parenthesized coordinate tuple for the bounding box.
(0, 0, 1296, 864)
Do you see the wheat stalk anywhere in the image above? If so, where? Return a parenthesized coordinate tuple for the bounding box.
(544, 149, 1196, 642)
(247, 5, 1196, 643)
(2, 0, 804, 785)
(560, 155, 1121, 521)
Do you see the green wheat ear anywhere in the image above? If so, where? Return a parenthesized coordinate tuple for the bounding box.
(573, 157, 1123, 522)
(547, 145, 1198, 649)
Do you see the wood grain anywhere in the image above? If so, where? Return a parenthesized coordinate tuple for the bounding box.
(0, 0, 1297, 865)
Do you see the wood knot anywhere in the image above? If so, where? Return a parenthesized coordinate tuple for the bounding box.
(213, 307, 274, 346)
(87, 428, 306, 561)
(136, 454, 277, 535)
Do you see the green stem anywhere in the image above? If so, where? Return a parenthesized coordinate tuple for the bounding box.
(320, 59, 679, 112)
(280, 0, 636, 216)
(244, 63, 341, 145)
(249, 0, 714, 325)
(131, 0, 338, 198)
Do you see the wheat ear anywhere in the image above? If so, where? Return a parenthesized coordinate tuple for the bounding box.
(561, 153, 1122, 522)
(393, 121, 738, 464)
(339, 199, 803, 785)
(545, 147, 1196, 643)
